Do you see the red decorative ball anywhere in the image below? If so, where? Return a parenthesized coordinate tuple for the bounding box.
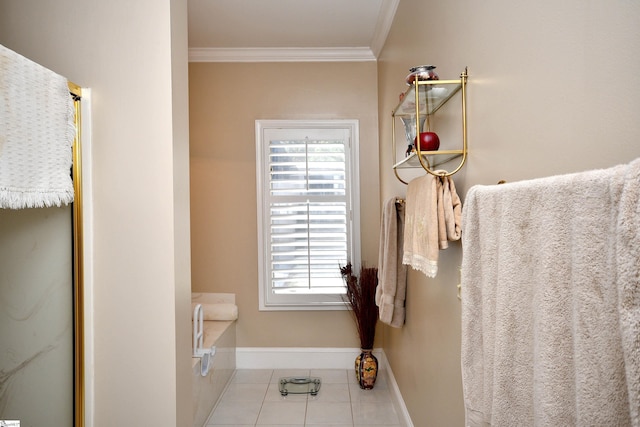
(415, 132, 440, 151)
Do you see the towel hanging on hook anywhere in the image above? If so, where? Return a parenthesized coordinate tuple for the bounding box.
(402, 173, 462, 278)
(0, 44, 76, 209)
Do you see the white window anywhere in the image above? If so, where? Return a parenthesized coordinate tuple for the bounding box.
(255, 120, 361, 310)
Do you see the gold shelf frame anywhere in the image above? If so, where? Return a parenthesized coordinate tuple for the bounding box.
(392, 67, 468, 184)
(68, 80, 85, 427)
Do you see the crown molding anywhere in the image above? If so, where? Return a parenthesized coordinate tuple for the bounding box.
(188, 47, 376, 63)
(187, 0, 399, 63)
(371, 0, 399, 57)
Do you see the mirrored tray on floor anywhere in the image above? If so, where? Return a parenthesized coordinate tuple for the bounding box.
(278, 376, 321, 396)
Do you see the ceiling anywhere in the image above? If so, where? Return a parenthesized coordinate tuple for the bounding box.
(187, 0, 399, 62)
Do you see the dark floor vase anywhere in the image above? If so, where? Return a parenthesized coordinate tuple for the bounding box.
(355, 349, 378, 389)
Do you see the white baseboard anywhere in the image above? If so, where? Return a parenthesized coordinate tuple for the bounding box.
(235, 347, 413, 426)
(236, 347, 374, 369)
(378, 351, 414, 427)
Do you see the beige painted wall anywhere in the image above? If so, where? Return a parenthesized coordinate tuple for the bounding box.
(189, 61, 381, 347)
(378, 0, 640, 425)
(169, 0, 194, 424)
(0, 1, 193, 426)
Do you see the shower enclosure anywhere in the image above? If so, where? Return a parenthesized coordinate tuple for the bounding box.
(0, 85, 84, 427)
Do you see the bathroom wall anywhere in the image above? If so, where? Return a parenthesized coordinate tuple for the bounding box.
(377, 0, 640, 425)
(4, 1, 637, 425)
(189, 61, 381, 348)
(0, 0, 193, 425)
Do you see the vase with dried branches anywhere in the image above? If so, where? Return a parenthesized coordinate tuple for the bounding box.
(340, 262, 379, 389)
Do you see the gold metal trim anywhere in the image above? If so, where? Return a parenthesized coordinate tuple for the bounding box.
(68, 81, 82, 99)
(69, 81, 85, 427)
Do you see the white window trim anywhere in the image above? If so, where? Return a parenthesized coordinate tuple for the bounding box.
(255, 119, 361, 311)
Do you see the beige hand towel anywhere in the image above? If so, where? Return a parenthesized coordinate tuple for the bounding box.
(376, 197, 408, 328)
(438, 175, 462, 249)
(403, 173, 462, 278)
(403, 174, 439, 277)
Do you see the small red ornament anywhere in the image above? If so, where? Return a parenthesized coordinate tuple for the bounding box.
(415, 132, 440, 151)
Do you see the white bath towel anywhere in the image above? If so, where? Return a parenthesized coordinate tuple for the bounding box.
(191, 303, 238, 321)
(376, 197, 408, 328)
(616, 158, 640, 427)
(403, 173, 462, 277)
(461, 158, 640, 427)
(0, 44, 75, 209)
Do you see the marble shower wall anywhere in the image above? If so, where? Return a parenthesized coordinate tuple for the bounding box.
(0, 206, 73, 426)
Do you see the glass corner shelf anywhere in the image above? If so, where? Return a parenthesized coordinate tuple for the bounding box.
(391, 67, 468, 180)
(393, 150, 464, 170)
(393, 81, 463, 117)
(278, 376, 321, 396)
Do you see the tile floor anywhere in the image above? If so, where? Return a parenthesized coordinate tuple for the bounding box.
(205, 368, 404, 426)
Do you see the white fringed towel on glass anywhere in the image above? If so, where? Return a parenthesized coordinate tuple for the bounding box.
(0, 44, 75, 209)
(191, 303, 238, 321)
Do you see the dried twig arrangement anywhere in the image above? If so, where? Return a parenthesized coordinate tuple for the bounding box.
(340, 263, 378, 350)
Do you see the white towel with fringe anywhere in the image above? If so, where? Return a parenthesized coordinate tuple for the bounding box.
(0, 44, 75, 209)
(461, 158, 640, 427)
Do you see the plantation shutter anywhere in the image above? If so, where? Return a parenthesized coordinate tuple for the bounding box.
(268, 134, 349, 294)
(256, 120, 360, 310)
